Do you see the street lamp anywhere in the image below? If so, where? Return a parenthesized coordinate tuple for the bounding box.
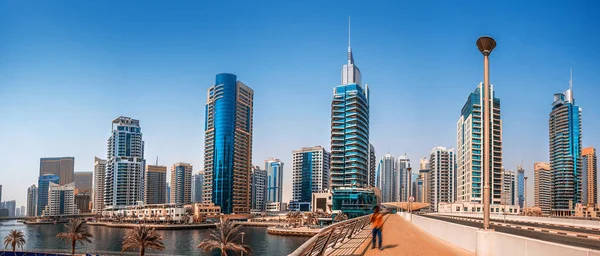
(476, 36, 496, 230)
(240, 232, 246, 256)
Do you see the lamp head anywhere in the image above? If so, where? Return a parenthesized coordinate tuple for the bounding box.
(476, 36, 496, 56)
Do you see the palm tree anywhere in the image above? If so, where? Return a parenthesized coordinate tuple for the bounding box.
(56, 218, 93, 256)
(3, 229, 26, 252)
(304, 212, 317, 227)
(121, 225, 165, 256)
(286, 211, 301, 227)
(334, 213, 348, 222)
(197, 219, 251, 256)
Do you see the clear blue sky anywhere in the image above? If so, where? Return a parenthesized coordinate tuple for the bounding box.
(1, 1, 599, 207)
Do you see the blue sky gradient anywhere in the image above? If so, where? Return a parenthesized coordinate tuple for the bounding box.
(1, 1, 599, 206)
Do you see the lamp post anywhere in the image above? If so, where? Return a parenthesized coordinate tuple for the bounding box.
(240, 232, 246, 256)
(476, 36, 496, 230)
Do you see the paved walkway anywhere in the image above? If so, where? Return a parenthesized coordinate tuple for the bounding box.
(328, 214, 473, 256)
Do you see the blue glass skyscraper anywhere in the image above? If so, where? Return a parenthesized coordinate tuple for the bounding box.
(203, 73, 254, 214)
(37, 174, 59, 216)
(549, 74, 582, 216)
(265, 158, 284, 203)
(517, 165, 525, 208)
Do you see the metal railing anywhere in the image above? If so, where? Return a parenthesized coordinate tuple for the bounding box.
(288, 215, 371, 256)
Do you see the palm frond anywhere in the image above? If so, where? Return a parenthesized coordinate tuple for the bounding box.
(197, 239, 221, 251)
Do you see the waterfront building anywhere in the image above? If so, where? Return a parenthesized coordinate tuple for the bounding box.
(20, 206, 24, 217)
(190, 202, 221, 220)
(549, 80, 582, 216)
(368, 144, 376, 187)
(4, 200, 16, 217)
(266, 202, 286, 212)
(92, 157, 107, 213)
(395, 155, 411, 202)
(74, 171, 93, 194)
(145, 165, 167, 205)
(37, 174, 59, 216)
(265, 158, 284, 204)
(15, 207, 20, 217)
(517, 165, 525, 208)
(104, 116, 145, 210)
(39, 157, 75, 185)
(75, 193, 91, 213)
(429, 147, 455, 212)
(27, 185, 38, 217)
(534, 162, 552, 215)
(574, 203, 600, 218)
(582, 147, 597, 205)
(42, 182, 78, 216)
(102, 203, 186, 222)
(203, 73, 254, 214)
(166, 183, 171, 204)
(292, 146, 330, 210)
(171, 163, 193, 205)
(312, 191, 333, 213)
(251, 166, 267, 212)
(377, 154, 395, 203)
(192, 172, 203, 203)
(501, 169, 518, 206)
(456, 83, 503, 204)
(438, 202, 520, 215)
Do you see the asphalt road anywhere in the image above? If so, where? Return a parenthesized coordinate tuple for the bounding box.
(452, 215, 600, 236)
(422, 215, 600, 250)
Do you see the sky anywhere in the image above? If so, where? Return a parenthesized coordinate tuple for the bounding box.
(0, 1, 599, 207)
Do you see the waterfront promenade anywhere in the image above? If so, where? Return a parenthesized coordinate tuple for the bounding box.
(328, 214, 473, 256)
(86, 221, 280, 229)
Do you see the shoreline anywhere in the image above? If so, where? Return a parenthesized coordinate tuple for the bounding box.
(86, 221, 282, 230)
(267, 227, 321, 237)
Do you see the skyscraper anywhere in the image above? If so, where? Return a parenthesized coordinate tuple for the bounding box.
(37, 174, 59, 216)
(166, 183, 171, 204)
(534, 162, 552, 215)
(92, 157, 107, 213)
(517, 165, 525, 208)
(549, 79, 582, 216)
(74, 171, 93, 194)
(582, 147, 597, 205)
(368, 144, 376, 188)
(501, 169, 518, 206)
(171, 163, 192, 205)
(5, 200, 15, 217)
(27, 185, 38, 216)
(104, 116, 145, 210)
(429, 147, 455, 211)
(377, 154, 395, 203)
(42, 182, 78, 216)
(265, 158, 284, 204)
(292, 146, 331, 207)
(203, 73, 254, 214)
(251, 166, 267, 212)
(20, 206, 25, 217)
(395, 155, 411, 202)
(39, 157, 75, 185)
(145, 165, 167, 205)
(192, 172, 204, 203)
(457, 83, 502, 204)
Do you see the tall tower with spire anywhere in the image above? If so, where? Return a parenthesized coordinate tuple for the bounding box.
(549, 69, 582, 216)
(330, 18, 376, 217)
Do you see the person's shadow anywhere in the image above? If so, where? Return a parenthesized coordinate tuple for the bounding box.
(380, 244, 398, 250)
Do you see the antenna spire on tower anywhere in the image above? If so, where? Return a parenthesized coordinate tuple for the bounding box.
(348, 16, 351, 48)
(569, 68, 573, 90)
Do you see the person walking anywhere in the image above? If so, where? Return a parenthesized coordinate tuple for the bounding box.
(370, 205, 384, 250)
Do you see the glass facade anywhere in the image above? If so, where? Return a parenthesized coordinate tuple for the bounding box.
(332, 188, 378, 218)
(37, 174, 59, 216)
(204, 73, 254, 214)
(266, 159, 284, 203)
(517, 167, 525, 208)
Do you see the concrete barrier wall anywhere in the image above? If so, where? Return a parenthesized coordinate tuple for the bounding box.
(400, 213, 600, 256)
(436, 212, 600, 229)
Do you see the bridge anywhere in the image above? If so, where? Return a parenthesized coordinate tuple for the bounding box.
(289, 210, 600, 256)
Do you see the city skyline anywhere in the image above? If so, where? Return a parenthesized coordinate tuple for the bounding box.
(1, 1, 600, 206)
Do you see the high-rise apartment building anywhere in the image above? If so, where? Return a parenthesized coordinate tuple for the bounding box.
(203, 73, 254, 214)
(292, 146, 330, 206)
(517, 165, 525, 208)
(4, 200, 16, 217)
(582, 147, 597, 205)
(368, 144, 376, 187)
(92, 157, 107, 213)
(20, 206, 25, 217)
(145, 165, 167, 205)
(27, 185, 38, 216)
(37, 174, 59, 216)
(457, 83, 502, 204)
(251, 166, 267, 212)
(429, 147, 455, 211)
(42, 182, 78, 216)
(418, 158, 430, 205)
(534, 162, 552, 215)
(395, 155, 411, 202)
(501, 169, 518, 206)
(40, 157, 74, 185)
(74, 171, 93, 194)
(377, 154, 395, 203)
(104, 116, 145, 210)
(265, 158, 284, 203)
(549, 83, 582, 216)
(192, 172, 203, 203)
(171, 163, 192, 205)
(166, 183, 171, 204)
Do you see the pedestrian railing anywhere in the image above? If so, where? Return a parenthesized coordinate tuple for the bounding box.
(288, 214, 371, 256)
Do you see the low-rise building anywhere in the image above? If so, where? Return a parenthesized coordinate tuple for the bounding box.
(574, 203, 600, 218)
(438, 202, 520, 215)
(266, 202, 287, 212)
(311, 191, 332, 213)
(102, 202, 187, 222)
